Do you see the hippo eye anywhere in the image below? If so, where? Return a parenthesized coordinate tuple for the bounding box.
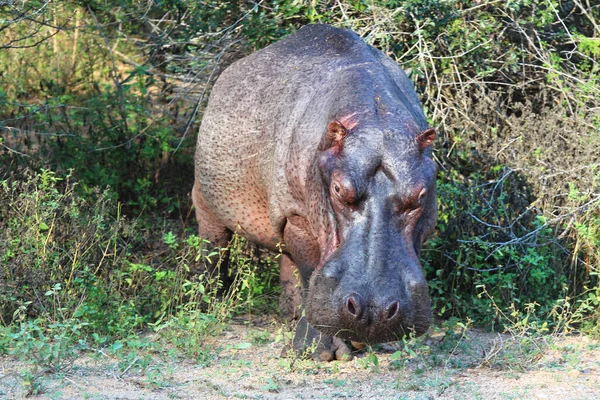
(398, 203, 420, 215)
(331, 182, 344, 200)
(396, 194, 423, 215)
(331, 178, 357, 205)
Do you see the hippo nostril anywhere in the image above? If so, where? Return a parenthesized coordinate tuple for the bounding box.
(345, 293, 364, 319)
(347, 298, 356, 315)
(385, 301, 400, 321)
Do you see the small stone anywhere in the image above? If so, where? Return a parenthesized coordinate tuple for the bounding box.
(568, 369, 580, 377)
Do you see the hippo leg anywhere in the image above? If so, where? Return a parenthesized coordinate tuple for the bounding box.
(279, 254, 302, 320)
(279, 216, 352, 360)
(192, 181, 232, 274)
(293, 316, 352, 361)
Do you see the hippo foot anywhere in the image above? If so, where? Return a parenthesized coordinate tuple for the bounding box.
(287, 317, 352, 361)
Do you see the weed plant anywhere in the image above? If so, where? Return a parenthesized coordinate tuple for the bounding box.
(0, 167, 279, 389)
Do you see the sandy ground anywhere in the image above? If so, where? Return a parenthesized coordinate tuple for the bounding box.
(1, 315, 600, 399)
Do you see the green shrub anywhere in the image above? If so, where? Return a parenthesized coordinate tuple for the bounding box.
(424, 166, 570, 327)
(0, 167, 280, 369)
(0, 168, 144, 333)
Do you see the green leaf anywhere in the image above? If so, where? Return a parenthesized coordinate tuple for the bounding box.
(233, 342, 252, 350)
(367, 353, 379, 366)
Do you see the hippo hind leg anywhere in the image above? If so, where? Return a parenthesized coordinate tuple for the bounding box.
(192, 181, 232, 277)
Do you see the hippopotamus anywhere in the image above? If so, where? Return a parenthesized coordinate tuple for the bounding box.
(193, 24, 437, 361)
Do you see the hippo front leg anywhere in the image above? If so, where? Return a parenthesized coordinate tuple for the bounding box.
(293, 316, 353, 361)
(279, 254, 302, 320)
(281, 217, 352, 361)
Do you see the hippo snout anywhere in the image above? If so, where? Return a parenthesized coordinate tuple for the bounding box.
(306, 270, 432, 344)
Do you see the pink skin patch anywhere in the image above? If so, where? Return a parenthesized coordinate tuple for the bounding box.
(318, 232, 340, 270)
(338, 112, 360, 131)
(316, 209, 340, 270)
(398, 185, 428, 256)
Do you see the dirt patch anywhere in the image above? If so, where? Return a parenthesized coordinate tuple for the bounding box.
(1, 316, 600, 399)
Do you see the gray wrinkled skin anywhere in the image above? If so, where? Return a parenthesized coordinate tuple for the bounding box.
(193, 24, 437, 361)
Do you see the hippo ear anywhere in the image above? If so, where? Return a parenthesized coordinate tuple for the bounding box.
(328, 120, 350, 144)
(319, 120, 350, 151)
(416, 128, 436, 152)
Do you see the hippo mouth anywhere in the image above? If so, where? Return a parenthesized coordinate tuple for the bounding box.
(305, 271, 432, 344)
(306, 301, 432, 344)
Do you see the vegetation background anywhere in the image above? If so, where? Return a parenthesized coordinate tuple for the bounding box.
(0, 0, 599, 396)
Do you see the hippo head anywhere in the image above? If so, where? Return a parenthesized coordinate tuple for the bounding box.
(305, 117, 437, 344)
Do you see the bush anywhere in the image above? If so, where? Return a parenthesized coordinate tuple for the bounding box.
(0, 168, 140, 331)
(0, 167, 280, 375)
(424, 166, 571, 327)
